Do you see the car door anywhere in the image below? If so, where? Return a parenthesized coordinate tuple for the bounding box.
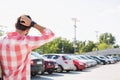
(61, 55, 75, 70)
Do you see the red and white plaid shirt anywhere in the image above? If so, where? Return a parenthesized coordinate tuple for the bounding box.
(0, 28, 54, 80)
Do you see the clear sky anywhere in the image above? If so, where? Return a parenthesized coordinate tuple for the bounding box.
(0, 0, 120, 44)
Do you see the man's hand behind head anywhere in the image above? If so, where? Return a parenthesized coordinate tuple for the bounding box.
(20, 15, 32, 27)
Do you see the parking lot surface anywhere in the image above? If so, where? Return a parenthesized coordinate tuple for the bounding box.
(31, 62, 120, 80)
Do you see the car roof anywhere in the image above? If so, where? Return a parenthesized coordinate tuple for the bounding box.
(44, 53, 69, 56)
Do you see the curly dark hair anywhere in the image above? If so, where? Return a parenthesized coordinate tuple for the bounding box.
(15, 15, 32, 31)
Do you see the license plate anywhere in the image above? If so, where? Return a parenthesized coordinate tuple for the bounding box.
(37, 61, 42, 64)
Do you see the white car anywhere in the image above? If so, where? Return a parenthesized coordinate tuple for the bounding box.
(44, 54, 76, 72)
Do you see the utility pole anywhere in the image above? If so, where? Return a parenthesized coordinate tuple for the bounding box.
(95, 30, 99, 54)
(61, 38, 64, 53)
(95, 31, 99, 43)
(72, 18, 79, 53)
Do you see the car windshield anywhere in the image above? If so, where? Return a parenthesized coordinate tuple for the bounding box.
(30, 54, 37, 59)
(31, 52, 43, 58)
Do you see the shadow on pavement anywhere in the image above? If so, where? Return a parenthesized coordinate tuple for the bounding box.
(31, 73, 64, 80)
(31, 75, 53, 80)
(57, 71, 81, 75)
(42, 73, 64, 78)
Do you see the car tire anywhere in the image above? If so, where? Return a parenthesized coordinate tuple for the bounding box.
(66, 70, 70, 72)
(48, 70, 53, 74)
(31, 72, 37, 77)
(74, 65, 79, 71)
(41, 71, 44, 75)
(56, 65, 63, 73)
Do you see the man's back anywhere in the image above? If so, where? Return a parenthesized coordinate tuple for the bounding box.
(0, 32, 32, 80)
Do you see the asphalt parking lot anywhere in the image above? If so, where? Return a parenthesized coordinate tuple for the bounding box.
(31, 62, 120, 80)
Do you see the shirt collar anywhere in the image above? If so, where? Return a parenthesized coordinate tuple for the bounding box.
(7, 32, 22, 37)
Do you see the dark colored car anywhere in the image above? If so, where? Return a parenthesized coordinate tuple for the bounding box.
(30, 54, 44, 76)
(90, 56, 107, 65)
(86, 55, 101, 64)
(31, 52, 58, 74)
(41, 57, 58, 74)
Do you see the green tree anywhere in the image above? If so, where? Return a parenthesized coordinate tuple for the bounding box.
(33, 32, 118, 54)
(61, 38, 73, 53)
(36, 37, 74, 54)
(99, 32, 115, 45)
(79, 41, 95, 53)
(76, 41, 86, 53)
(34, 37, 60, 54)
(98, 42, 112, 50)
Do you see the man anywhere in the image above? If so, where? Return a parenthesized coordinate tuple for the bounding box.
(0, 15, 55, 80)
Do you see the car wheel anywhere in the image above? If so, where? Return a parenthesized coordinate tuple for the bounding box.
(57, 65, 63, 73)
(41, 71, 44, 75)
(66, 70, 70, 72)
(31, 72, 37, 77)
(101, 61, 106, 65)
(80, 69, 83, 71)
(48, 70, 53, 74)
(74, 65, 79, 71)
(100, 62, 104, 65)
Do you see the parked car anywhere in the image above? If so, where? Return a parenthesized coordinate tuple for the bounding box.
(31, 52, 58, 74)
(30, 54, 44, 76)
(112, 56, 120, 62)
(85, 55, 101, 64)
(44, 54, 76, 73)
(42, 57, 58, 74)
(104, 56, 116, 64)
(90, 55, 107, 65)
(69, 55, 86, 71)
(79, 55, 97, 66)
(96, 55, 111, 64)
(74, 55, 97, 68)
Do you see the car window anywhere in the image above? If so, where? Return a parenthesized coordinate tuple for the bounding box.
(99, 56, 105, 59)
(79, 56, 87, 60)
(44, 55, 53, 59)
(63, 56, 71, 60)
(52, 55, 60, 59)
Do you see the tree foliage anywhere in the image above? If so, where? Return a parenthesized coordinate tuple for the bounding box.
(99, 32, 115, 45)
(98, 42, 112, 50)
(79, 41, 95, 53)
(33, 32, 117, 54)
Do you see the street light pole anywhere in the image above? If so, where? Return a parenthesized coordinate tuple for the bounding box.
(72, 18, 79, 53)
